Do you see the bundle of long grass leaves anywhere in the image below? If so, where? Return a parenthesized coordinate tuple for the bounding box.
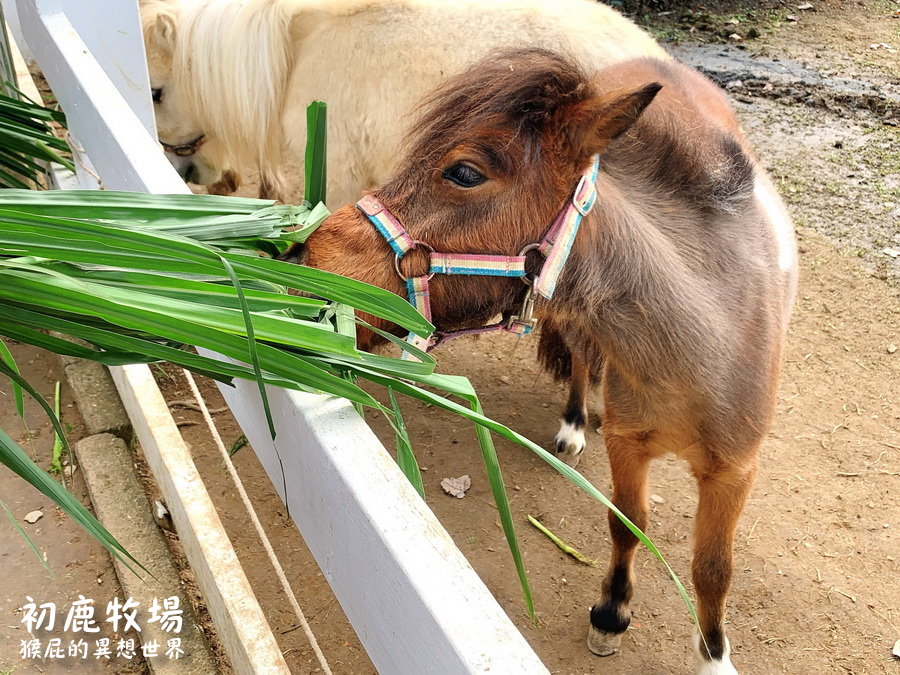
(0, 87, 73, 187)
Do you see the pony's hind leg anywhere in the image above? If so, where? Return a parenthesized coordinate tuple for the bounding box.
(688, 450, 757, 675)
(588, 429, 652, 656)
(538, 323, 594, 467)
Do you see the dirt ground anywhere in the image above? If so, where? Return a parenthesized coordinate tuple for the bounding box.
(0, 345, 144, 674)
(184, 1, 898, 672)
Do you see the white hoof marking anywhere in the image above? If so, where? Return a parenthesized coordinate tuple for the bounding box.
(554, 420, 586, 467)
(693, 630, 738, 675)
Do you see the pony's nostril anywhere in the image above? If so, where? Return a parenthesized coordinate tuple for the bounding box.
(180, 162, 199, 184)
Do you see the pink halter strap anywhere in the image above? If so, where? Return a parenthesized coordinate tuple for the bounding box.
(356, 155, 600, 359)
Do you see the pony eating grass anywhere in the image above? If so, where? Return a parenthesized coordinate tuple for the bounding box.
(140, 0, 667, 204)
(286, 48, 798, 674)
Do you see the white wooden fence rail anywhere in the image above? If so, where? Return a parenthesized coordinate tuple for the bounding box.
(12, 0, 549, 672)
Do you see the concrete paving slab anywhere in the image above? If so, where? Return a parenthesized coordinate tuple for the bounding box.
(75, 434, 218, 675)
(64, 361, 131, 438)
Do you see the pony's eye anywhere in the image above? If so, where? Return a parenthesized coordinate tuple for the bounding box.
(442, 163, 486, 188)
(151, 88, 163, 104)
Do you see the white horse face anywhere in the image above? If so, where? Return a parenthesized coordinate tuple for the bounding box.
(142, 1, 222, 185)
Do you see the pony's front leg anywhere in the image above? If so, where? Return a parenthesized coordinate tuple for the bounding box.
(688, 451, 757, 675)
(554, 354, 591, 467)
(588, 428, 651, 656)
(207, 169, 241, 196)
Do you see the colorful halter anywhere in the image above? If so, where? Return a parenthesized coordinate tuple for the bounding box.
(356, 155, 600, 359)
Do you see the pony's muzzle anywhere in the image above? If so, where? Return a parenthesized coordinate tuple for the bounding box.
(163, 147, 221, 186)
(165, 151, 198, 182)
(277, 243, 308, 265)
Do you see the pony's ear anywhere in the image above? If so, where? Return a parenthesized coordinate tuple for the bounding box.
(559, 82, 662, 160)
(153, 10, 178, 52)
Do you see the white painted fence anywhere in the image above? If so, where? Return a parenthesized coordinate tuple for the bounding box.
(11, 1, 549, 672)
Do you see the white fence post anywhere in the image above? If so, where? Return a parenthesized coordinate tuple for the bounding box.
(12, 0, 550, 671)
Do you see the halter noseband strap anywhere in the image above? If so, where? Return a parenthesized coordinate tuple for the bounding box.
(357, 155, 600, 359)
(160, 134, 207, 157)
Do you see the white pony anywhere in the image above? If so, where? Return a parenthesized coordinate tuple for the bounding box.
(141, 0, 668, 206)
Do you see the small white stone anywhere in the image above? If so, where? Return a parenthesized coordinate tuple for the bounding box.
(650, 494, 665, 504)
(24, 510, 43, 524)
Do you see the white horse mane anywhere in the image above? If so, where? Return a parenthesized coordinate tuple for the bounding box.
(147, 0, 302, 171)
(143, 0, 669, 204)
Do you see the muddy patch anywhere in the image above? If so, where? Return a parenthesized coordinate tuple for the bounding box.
(669, 43, 900, 122)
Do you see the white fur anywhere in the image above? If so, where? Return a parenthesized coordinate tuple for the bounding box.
(554, 419, 586, 467)
(752, 173, 799, 323)
(693, 630, 738, 675)
(753, 174, 796, 275)
(141, 0, 668, 202)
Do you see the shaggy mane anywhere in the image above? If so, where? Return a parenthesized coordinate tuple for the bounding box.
(404, 47, 594, 164)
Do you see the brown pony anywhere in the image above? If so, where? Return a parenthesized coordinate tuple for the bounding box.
(287, 48, 797, 673)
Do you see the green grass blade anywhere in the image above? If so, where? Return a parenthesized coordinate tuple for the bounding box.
(470, 397, 533, 617)
(0, 427, 145, 576)
(228, 434, 248, 457)
(0, 189, 278, 218)
(387, 388, 424, 498)
(0, 496, 53, 577)
(0, 186, 694, 625)
(0, 338, 24, 416)
(0, 360, 69, 455)
(61, 266, 326, 315)
(354, 318, 434, 368)
(304, 101, 327, 206)
(220, 255, 276, 439)
(50, 380, 63, 475)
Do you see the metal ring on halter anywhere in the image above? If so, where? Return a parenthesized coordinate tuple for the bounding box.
(393, 240, 435, 280)
(517, 242, 542, 286)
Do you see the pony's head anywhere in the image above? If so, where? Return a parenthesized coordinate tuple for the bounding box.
(292, 48, 660, 348)
(141, 0, 224, 185)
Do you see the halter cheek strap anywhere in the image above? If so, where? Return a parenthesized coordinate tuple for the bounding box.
(534, 156, 600, 299)
(160, 134, 207, 157)
(356, 154, 600, 359)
